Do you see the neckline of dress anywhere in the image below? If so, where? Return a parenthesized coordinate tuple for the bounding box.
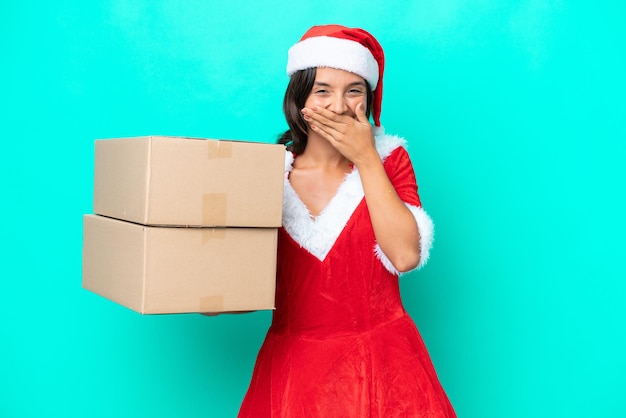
(286, 163, 358, 222)
(282, 156, 365, 261)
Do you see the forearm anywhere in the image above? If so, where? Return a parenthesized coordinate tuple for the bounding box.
(355, 152, 421, 272)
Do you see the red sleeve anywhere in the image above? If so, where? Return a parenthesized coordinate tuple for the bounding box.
(383, 146, 422, 208)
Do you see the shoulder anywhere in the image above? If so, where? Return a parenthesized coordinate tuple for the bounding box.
(374, 127, 411, 168)
(374, 127, 408, 161)
(284, 151, 295, 175)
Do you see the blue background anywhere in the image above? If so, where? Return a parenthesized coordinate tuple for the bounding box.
(2, 1, 625, 417)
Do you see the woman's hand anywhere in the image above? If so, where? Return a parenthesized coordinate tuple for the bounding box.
(301, 103, 377, 165)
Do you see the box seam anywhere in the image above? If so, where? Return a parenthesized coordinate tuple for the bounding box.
(141, 224, 148, 313)
(144, 137, 152, 224)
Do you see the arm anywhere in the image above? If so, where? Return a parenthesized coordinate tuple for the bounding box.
(356, 148, 421, 272)
(302, 104, 421, 271)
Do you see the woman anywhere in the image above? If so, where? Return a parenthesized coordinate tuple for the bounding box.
(239, 25, 456, 417)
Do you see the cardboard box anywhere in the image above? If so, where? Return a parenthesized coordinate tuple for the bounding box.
(82, 214, 277, 314)
(94, 136, 285, 227)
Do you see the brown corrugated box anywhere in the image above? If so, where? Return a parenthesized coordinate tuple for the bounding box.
(82, 215, 277, 314)
(83, 136, 285, 314)
(93, 136, 285, 227)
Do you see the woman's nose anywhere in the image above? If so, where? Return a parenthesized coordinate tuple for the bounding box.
(327, 94, 348, 114)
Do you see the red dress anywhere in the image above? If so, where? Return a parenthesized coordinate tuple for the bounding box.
(239, 134, 456, 417)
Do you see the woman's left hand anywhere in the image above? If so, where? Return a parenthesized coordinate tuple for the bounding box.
(302, 103, 377, 164)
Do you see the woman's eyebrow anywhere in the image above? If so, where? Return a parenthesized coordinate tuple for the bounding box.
(313, 81, 367, 87)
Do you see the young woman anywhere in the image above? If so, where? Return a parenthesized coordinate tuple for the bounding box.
(238, 25, 456, 417)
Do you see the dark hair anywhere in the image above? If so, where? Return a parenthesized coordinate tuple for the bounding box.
(278, 68, 374, 154)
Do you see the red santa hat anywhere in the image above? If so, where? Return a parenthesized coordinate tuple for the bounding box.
(286, 24, 385, 127)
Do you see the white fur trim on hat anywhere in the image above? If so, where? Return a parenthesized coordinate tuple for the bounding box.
(287, 36, 379, 89)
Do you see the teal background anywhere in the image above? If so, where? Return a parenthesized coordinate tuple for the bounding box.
(2, 1, 625, 417)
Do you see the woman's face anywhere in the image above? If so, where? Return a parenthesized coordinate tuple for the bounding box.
(304, 67, 368, 120)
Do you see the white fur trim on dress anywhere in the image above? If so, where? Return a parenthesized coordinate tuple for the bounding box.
(287, 36, 379, 89)
(374, 204, 434, 275)
(283, 157, 364, 261)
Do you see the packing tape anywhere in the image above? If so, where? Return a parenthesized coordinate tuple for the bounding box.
(207, 140, 232, 159)
(201, 227, 226, 244)
(202, 193, 228, 226)
(199, 295, 224, 312)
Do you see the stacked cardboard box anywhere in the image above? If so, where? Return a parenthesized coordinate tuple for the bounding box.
(82, 136, 285, 314)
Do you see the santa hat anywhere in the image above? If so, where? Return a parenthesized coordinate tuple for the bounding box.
(286, 25, 385, 127)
